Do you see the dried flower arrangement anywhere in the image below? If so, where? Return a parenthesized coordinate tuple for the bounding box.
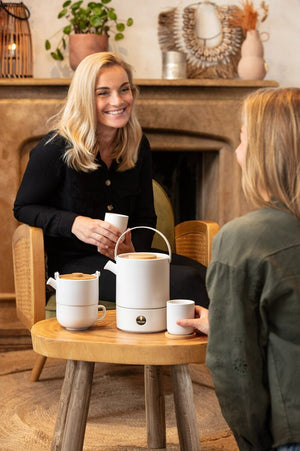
(230, 0, 269, 35)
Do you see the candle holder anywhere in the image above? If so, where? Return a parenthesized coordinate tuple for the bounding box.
(0, 1, 33, 78)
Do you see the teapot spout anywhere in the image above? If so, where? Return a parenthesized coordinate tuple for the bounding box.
(104, 260, 117, 275)
(46, 277, 57, 290)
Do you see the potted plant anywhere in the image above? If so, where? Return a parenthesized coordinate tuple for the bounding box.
(45, 0, 133, 69)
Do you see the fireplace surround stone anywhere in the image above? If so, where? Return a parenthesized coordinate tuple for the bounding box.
(0, 78, 278, 296)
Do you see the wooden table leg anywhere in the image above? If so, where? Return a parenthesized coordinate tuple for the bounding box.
(30, 354, 47, 382)
(51, 360, 95, 451)
(51, 360, 77, 451)
(170, 364, 201, 451)
(144, 365, 166, 449)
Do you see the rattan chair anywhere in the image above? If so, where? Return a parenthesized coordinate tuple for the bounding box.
(12, 224, 47, 381)
(12, 180, 219, 381)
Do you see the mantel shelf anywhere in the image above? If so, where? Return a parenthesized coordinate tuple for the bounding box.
(0, 77, 278, 88)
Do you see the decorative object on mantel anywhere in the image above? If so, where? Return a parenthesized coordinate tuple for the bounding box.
(230, 0, 269, 80)
(0, 1, 33, 78)
(162, 51, 187, 79)
(45, 0, 133, 70)
(158, 1, 243, 79)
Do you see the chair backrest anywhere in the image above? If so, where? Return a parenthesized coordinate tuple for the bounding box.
(152, 179, 175, 251)
(175, 220, 220, 267)
(12, 224, 46, 330)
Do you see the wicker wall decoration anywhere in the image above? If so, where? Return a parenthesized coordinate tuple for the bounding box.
(0, 1, 33, 78)
(158, 1, 244, 79)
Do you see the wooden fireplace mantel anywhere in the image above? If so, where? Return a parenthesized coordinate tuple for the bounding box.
(0, 78, 278, 295)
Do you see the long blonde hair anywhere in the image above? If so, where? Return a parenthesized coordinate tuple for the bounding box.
(51, 52, 142, 172)
(241, 87, 300, 219)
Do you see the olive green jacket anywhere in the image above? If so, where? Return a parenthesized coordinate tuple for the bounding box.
(206, 207, 300, 450)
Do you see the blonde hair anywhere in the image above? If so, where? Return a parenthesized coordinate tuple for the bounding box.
(51, 52, 142, 172)
(241, 87, 300, 219)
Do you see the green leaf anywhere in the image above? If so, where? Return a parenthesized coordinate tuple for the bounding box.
(108, 10, 117, 21)
(115, 33, 124, 41)
(92, 6, 102, 15)
(56, 48, 64, 60)
(116, 23, 125, 32)
(72, 1, 83, 7)
(51, 50, 64, 61)
(63, 25, 72, 34)
(62, 37, 67, 50)
(127, 18, 133, 27)
(90, 15, 102, 27)
(58, 9, 68, 19)
(71, 1, 83, 10)
(102, 0, 111, 4)
(79, 20, 88, 31)
(45, 40, 51, 50)
(62, 0, 71, 7)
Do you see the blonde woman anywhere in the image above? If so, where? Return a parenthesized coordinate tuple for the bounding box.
(14, 52, 209, 305)
(178, 87, 300, 450)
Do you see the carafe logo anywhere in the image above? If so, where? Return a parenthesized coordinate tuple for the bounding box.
(136, 315, 146, 326)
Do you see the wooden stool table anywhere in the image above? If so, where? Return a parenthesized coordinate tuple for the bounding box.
(31, 310, 208, 451)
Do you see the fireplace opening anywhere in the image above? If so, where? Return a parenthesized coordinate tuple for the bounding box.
(151, 151, 201, 225)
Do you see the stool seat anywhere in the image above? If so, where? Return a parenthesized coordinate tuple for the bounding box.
(31, 311, 208, 451)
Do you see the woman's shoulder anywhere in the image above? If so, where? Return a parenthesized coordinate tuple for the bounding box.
(213, 207, 300, 262)
(31, 131, 68, 158)
(220, 207, 299, 237)
(139, 133, 150, 151)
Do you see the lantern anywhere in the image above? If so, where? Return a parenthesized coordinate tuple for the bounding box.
(0, 1, 33, 78)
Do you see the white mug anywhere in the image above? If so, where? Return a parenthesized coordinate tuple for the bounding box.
(47, 271, 100, 306)
(104, 213, 129, 235)
(56, 303, 106, 331)
(167, 299, 195, 335)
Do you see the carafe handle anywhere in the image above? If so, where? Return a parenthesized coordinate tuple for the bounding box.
(114, 226, 172, 262)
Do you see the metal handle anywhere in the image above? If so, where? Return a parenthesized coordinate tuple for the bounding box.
(114, 226, 172, 262)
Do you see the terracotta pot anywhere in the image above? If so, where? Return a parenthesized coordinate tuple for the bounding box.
(238, 30, 266, 80)
(69, 34, 109, 70)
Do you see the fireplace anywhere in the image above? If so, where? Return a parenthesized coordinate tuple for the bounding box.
(149, 134, 225, 225)
(0, 78, 278, 295)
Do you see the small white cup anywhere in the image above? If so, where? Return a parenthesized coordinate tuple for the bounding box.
(104, 213, 128, 234)
(56, 303, 106, 331)
(167, 299, 195, 335)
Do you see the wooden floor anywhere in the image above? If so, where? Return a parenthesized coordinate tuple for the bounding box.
(0, 298, 238, 450)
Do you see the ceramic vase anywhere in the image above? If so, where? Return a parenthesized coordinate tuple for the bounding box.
(238, 29, 267, 80)
(69, 34, 109, 70)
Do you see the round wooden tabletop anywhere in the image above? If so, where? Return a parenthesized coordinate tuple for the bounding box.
(31, 310, 207, 366)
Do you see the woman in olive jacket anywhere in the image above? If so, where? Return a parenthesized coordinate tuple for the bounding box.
(178, 87, 300, 450)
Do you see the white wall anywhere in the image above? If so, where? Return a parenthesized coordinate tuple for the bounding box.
(26, 0, 300, 86)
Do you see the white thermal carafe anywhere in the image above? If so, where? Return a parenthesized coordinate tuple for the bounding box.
(104, 227, 171, 333)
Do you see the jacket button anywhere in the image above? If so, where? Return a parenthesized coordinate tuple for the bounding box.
(107, 204, 114, 211)
(105, 179, 111, 186)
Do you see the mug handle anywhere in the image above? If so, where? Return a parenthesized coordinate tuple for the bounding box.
(96, 305, 106, 322)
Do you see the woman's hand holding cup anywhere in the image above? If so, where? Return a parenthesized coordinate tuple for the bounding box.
(176, 305, 209, 335)
(98, 213, 134, 258)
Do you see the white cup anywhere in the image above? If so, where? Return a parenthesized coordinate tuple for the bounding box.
(46, 271, 106, 331)
(167, 299, 195, 335)
(47, 272, 100, 306)
(56, 303, 106, 331)
(104, 213, 129, 234)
